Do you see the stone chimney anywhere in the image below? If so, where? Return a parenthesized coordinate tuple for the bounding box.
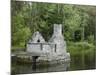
(53, 24, 62, 35)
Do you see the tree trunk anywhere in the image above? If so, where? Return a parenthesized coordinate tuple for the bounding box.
(81, 26, 85, 41)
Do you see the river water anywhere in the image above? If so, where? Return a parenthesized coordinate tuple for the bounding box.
(11, 50, 96, 74)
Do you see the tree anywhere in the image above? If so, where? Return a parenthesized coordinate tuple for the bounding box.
(11, 1, 96, 47)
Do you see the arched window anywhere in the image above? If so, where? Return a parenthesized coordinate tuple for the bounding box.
(37, 39, 40, 43)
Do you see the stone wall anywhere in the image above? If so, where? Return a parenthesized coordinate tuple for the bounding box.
(26, 24, 70, 62)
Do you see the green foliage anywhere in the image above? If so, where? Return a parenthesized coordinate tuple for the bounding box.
(11, 1, 96, 48)
(11, 11, 31, 47)
(67, 42, 95, 55)
(87, 35, 95, 44)
(12, 27, 31, 47)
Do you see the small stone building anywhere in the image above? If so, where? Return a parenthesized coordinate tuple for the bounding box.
(27, 24, 70, 62)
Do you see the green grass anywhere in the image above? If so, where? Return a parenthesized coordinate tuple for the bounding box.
(11, 46, 25, 52)
(67, 41, 96, 55)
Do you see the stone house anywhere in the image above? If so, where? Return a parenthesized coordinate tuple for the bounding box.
(27, 24, 70, 62)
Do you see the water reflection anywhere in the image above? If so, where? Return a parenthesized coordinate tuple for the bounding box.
(13, 62, 70, 74)
(32, 62, 70, 73)
(11, 49, 96, 74)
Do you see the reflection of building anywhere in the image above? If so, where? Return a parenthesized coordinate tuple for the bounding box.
(27, 24, 70, 62)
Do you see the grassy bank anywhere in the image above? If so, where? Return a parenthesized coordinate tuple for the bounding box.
(67, 41, 96, 55)
(67, 41, 96, 69)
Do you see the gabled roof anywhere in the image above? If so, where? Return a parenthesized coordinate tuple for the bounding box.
(28, 31, 45, 43)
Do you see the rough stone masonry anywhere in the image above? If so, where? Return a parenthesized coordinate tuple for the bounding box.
(27, 24, 70, 63)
